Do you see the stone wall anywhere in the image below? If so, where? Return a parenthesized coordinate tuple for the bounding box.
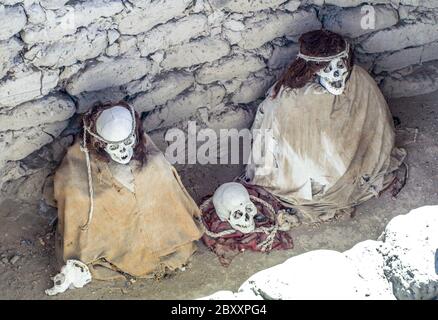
(1, 0, 438, 203)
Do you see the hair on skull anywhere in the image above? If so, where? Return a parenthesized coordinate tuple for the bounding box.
(272, 29, 353, 98)
(82, 101, 147, 166)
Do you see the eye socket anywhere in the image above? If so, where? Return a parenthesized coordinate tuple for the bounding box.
(337, 60, 345, 69)
(123, 135, 136, 146)
(233, 210, 243, 219)
(324, 65, 332, 73)
(107, 144, 118, 151)
(245, 204, 254, 213)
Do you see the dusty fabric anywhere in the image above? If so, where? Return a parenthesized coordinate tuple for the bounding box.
(246, 65, 406, 223)
(201, 183, 294, 266)
(54, 135, 203, 280)
(107, 161, 135, 193)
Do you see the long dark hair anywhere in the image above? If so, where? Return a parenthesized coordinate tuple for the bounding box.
(273, 30, 353, 98)
(82, 101, 147, 166)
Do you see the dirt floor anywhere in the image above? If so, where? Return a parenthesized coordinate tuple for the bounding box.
(0, 90, 437, 300)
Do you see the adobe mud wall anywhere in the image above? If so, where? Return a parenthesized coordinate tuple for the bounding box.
(1, 0, 437, 203)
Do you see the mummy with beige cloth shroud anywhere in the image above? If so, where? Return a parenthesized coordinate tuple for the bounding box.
(47, 101, 203, 294)
(244, 30, 407, 224)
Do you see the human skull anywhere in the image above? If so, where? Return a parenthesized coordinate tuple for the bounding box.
(45, 260, 92, 296)
(212, 182, 258, 234)
(96, 106, 136, 165)
(103, 134, 136, 165)
(316, 57, 349, 95)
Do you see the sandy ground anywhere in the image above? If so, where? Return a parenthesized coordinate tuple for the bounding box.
(0, 90, 437, 300)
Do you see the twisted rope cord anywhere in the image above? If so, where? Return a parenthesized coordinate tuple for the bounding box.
(78, 103, 137, 231)
(79, 122, 94, 231)
(198, 198, 237, 238)
(297, 42, 350, 62)
(199, 194, 287, 251)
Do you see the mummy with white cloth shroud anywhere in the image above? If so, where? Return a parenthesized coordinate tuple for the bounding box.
(245, 30, 406, 224)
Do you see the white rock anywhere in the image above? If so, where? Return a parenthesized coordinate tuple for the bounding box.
(0, 161, 28, 191)
(196, 55, 265, 84)
(0, 121, 69, 163)
(58, 62, 84, 85)
(323, 0, 391, 6)
(61, 0, 124, 30)
(283, 0, 300, 11)
(0, 37, 23, 80)
(0, 94, 75, 131)
(131, 72, 194, 113)
(344, 240, 396, 300)
(24, 29, 107, 68)
(239, 250, 369, 299)
(324, 5, 398, 38)
(399, 0, 438, 8)
(115, 0, 192, 35)
(207, 105, 254, 133)
(381, 61, 438, 98)
(66, 58, 152, 96)
(361, 22, 438, 53)
(0, 5, 27, 41)
(210, 0, 287, 13)
(238, 10, 321, 49)
(379, 206, 438, 300)
(198, 206, 438, 300)
(138, 14, 207, 56)
(116, 36, 140, 57)
(223, 29, 243, 45)
(144, 85, 226, 131)
(268, 42, 299, 69)
(0, 67, 59, 108)
(161, 38, 231, 70)
(232, 71, 276, 104)
(137, 14, 208, 57)
(25, 4, 47, 24)
(39, 0, 69, 9)
(421, 41, 438, 63)
(75, 87, 126, 114)
(374, 47, 424, 74)
(222, 79, 242, 94)
(21, 0, 124, 44)
(107, 29, 120, 45)
(223, 20, 245, 32)
(374, 41, 438, 73)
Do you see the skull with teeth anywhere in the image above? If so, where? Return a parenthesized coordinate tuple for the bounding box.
(212, 182, 258, 234)
(316, 57, 349, 95)
(95, 106, 137, 165)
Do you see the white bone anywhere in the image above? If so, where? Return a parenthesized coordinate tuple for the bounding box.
(316, 57, 349, 95)
(45, 260, 92, 296)
(96, 106, 136, 165)
(212, 182, 257, 234)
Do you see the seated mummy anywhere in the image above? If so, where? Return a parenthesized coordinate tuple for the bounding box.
(53, 101, 203, 280)
(245, 30, 406, 223)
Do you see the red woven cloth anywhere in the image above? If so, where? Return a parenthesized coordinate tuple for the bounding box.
(201, 183, 294, 266)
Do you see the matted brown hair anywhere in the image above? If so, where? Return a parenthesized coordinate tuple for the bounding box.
(273, 30, 353, 98)
(82, 101, 147, 166)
